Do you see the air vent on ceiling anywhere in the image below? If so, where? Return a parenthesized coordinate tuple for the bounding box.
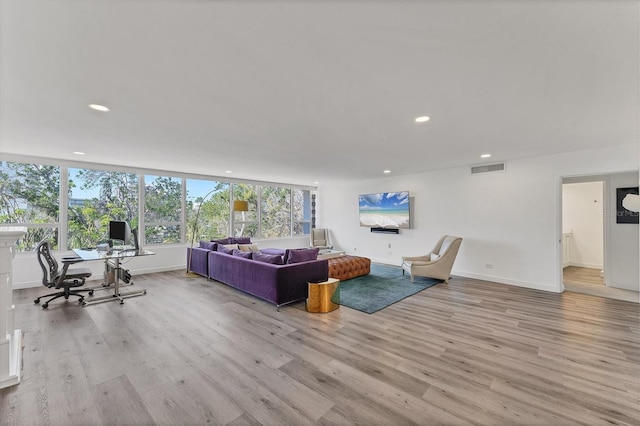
(470, 162, 506, 174)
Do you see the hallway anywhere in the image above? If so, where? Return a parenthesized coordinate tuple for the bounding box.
(564, 266, 638, 303)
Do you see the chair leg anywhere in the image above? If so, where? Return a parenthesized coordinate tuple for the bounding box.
(35, 289, 65, 304)
(37, 288, 88, 308)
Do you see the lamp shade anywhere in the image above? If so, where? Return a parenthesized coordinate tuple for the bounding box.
(233, 200, 249, 212)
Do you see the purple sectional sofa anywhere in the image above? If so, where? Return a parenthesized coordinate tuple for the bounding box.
(187, 239, 328, 309)
(186, 237, 252, 278)
(208, 250, 328, 310)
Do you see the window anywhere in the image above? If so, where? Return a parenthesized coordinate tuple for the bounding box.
(1, 159, 312, 251)
(0, 162, 60, 251)
(261, 186, 291, 238)
(68, 168, 138, 248)
(232, 183, 258, 238)
(144, 175, 182, 244)
(186, 179, 230, 243)
(293, 189, 311, 236)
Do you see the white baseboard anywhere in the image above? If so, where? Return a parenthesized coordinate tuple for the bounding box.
(451, 269, 561, 293)
(13, 264, 186, 290)
(365, 258, 561, 293)
(568, 262, 603, 270)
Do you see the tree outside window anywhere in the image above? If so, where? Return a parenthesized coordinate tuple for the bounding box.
(144, 175, 182, 244)
(1, 161, 313, 251)
(68, 168, 138, 248)
(186, 179, 230, 242)
(261, 186, 291, 238)
(0, 162, 60, 250)
(232, 183, 258, 238)
(293, 189, 311, 236)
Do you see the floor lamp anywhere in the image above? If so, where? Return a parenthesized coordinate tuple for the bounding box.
(186, 188, 217, 276)
(233, 200, 249, 237)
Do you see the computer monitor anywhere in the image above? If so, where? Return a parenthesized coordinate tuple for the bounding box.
(108, 220, 140, 251)
(108, 220, 131, 246)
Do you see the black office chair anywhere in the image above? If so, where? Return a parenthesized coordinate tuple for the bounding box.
(35, 241, 94, 308)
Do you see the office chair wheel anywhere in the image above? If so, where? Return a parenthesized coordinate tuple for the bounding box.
(42, 303, 48, 309)
(89, 290, 94, 296)
(34, 298, 40, 304)
(78, 298, 84, 304)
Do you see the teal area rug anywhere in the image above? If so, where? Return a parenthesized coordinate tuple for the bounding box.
(338, 263, 442, 314)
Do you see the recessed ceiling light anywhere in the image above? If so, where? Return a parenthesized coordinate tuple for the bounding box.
(415, 116, 430, 123)
(480, 153, 492, 158)
(73, 151, 85, 155)
(88, 104, 110, 112)
(225, 170, 232, 174)
(383, 170, 391, 174)
(313, 181, 319, 185)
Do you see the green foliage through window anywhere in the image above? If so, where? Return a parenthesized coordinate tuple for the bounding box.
(1, 160, 312, 251)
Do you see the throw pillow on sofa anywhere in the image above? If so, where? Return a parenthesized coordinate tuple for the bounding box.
(253, 251, 284, 265)
(232, 249, 252, 259)
(234, 237, 252, 244)
(214, 237, 233, 245)
(286, 247, 319, 264)
(238, 243, 259, 252)
(217, 244, 235, 255)
(199, 241, 217, 251)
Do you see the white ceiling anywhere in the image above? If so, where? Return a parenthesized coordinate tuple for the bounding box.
(1, 0, 638, 186)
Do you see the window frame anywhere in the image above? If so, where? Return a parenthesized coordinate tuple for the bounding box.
(0, 154, 315, 253)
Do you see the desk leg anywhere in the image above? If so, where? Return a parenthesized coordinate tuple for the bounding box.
(83, 257, 146, 306)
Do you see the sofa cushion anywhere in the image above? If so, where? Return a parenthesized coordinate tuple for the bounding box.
(232, 249, 252, 259)
(286, 247, 319, 264)
(214, 237, 234, 245)
(238, 243, 259, 252)
(234, 237, 252, 244)
(260, 248, 286, 256)
(217, 244, 234, 255)
(253, 251, 284, 265)
(199, 241, 216, 251)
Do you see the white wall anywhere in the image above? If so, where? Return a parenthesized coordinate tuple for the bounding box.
(562, 182, 604, 269)
(605, 171, 640, 291)
(318, 143, 639, 293)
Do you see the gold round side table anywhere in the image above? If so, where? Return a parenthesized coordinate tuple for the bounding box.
(306, 278, 340, 313)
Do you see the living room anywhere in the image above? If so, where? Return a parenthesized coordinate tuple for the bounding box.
(1, 1, 639, 424)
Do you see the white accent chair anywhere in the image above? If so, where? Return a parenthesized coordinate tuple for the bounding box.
(401, 235, 462, 283)
(310, 228, 333, 250)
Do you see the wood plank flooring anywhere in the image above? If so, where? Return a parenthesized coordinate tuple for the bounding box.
(564, 266, 603, 286)
(2, 269, 639, 425)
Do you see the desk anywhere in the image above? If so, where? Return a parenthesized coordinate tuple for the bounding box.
(70, 249, 154, 305)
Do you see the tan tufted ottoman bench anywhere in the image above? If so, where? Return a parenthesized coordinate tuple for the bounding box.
(328, 255, 371, 281)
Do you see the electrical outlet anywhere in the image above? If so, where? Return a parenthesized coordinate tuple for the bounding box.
(354, 247, 357, 251)
(485, 264, 493, 269)
(388, 243, 391, 248)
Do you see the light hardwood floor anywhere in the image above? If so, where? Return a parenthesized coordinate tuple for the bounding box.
(564, 266, 639, 303)
(563, 266, 603, 286)
(2, 270, 639, 425)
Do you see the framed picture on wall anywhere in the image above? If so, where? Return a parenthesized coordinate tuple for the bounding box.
(616, 187, 639, 224)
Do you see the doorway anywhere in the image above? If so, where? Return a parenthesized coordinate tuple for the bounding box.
(562, 180, 605, 290)
(561, 173, 640, 303)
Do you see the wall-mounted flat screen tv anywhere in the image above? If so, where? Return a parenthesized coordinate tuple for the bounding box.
(358, 191, 410, 229)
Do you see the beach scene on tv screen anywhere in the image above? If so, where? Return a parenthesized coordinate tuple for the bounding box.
(359, 191, 410, 228)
